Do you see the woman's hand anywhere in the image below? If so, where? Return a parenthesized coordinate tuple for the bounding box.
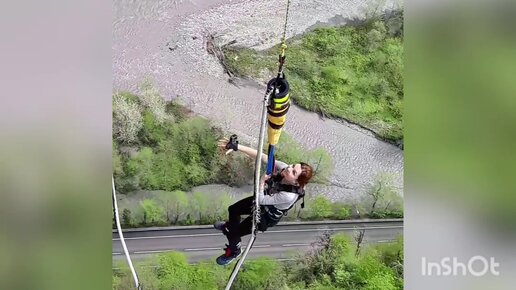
(218, 135, 239, 155)
(260, 174, 271, 187)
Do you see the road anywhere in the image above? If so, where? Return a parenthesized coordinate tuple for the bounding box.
(113, 220, 403, 263)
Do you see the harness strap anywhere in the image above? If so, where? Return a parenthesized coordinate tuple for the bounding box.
(266, 176, 306, 214)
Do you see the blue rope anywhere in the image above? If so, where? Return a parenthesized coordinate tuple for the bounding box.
(266, 145, 275, 175)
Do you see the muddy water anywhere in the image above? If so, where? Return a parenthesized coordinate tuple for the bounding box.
(113, 0, 404, 202)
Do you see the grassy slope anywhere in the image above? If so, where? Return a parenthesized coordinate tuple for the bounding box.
(224, 13, 404, 142)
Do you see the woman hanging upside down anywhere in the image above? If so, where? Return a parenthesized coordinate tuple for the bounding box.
(214, 136, 313, 265)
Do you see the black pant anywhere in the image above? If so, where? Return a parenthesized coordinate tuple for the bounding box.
(226, 195, 285, 248)
(226, 196, 256, 248)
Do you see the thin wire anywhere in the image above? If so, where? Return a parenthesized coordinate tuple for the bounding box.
(282, 0, 291, 43)
(112, 176, 141, 289)
(224, 89, 273, 290)
(277, 0, 291, 77)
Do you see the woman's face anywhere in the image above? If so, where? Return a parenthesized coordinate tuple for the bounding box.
(281, 163, 302, 185)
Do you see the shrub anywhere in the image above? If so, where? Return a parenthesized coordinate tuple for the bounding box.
(362, 271, 398, 290)
(293, 233, 354, 285)
(112, 274, 121, 290)
(157, 252, 192, 289)
(305, 196, 333, 220)
(369, 209, 403, 219)
(375, 236, 404, 278)
(349, 251, 399, 290)
(138, 266, 161, 290)
(157, 252, 219, 290)
(331, 203, 351, 219)
(232, 258, 287, 290)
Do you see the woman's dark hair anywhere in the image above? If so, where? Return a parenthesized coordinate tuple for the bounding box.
(297, 162, 313, 187)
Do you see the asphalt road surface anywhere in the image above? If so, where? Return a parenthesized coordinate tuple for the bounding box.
(113, 220, 403, 263)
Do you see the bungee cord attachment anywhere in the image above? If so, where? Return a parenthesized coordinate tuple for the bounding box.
(223, 1, 292, 289)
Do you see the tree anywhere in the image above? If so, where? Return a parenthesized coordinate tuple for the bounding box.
(112, 141, 124, 176)
(139, 79, 168, 124)
(153, 145, 188, 191)
(274, 133, 305, 164)
(354, 228, 366, 257)
(214, 153, 255, 187)
(365, 173, 397, 216)
(126, 147, 156, 190)
(139, 199, 165, 226)
(271, 133, 334, 184)
(190, 192, 210, 224)
(159, 191, 189, 224)
(139, 109, 168, 146)
(307, 196, 333, 220)
(365, 21, 387, 52)
(122, 208, 133, 227)
(208, 193, 233, 221)
(143, 235, 404, 289)
(305, 148, 333, 184)
(112, 93, 143, 144)
(158, 192, 173, 223)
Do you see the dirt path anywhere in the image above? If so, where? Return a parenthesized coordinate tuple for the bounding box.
(113, 0, 404, 202)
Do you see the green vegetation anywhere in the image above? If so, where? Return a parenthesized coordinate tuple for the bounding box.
(224, 11, 403, 142)
(118, 191, 232, 227)
(113, 88, 227, 192)
(272, 133, 333, 184)
(112, 83, 344, 228)
(116, 186, 402, 228)
(112, 82, 401, 229)
(113, 234, 403, 290)
(362, 173, 403, 219)
(113, 84, 333, 193)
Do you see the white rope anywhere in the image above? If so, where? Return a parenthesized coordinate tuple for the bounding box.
(112, 176, 141, 289)
(224, 89, 272, 290)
